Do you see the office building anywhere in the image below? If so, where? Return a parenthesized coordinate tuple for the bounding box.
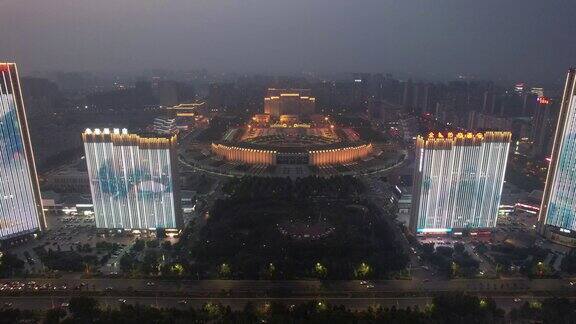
(402, 79, 413, 109)
(82, 128, 182, 231)
(411, 131, 511, 234)
(530, 96, 557, 158)
(538, 69, 576, 246)
(482, 91, 496, 115)
(0, 63, 46, 240)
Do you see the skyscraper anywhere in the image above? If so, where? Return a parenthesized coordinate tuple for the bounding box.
(82, 128, 182, 231)
(530, 96, 557, 158)
(0, 63, 46, 240)
(410, 131, 511, 234)
(538, 69, 576, 245)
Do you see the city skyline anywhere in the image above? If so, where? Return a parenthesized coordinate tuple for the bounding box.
(1, 1, 576, 84)
(1, 0, 576, 314)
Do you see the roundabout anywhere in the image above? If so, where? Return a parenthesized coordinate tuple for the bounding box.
(181, 123, 407, 178)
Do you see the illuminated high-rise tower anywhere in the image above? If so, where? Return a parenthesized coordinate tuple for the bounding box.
(82, 128, 182, 231)
(411, 131, 511, 234)
(539, 69, 576, 245)
(0, 63, 46, 240)
(530, 96, 556, 158)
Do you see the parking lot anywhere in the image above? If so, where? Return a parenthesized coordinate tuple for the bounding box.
(8, 212, 138, 276)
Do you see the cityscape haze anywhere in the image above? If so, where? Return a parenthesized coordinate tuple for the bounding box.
(1, 1, 576, 323)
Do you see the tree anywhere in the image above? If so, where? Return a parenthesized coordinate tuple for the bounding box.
(146, 240, 160, 249)
(190, 175, 407, 280)
(171, 263, 184, 276)
(264, 262, 276, 279)
(510, 298, 576, 323)
(0, 308, 28, 323)
(314, 262, 327, 278)
(156, 228, 167, 239)
(0, 252, 24, 277)
(218, 263, 231, 279)
(431, 293, 503, 323)
(69, 297, 99, 321)
(119, 253, 136, 273)
(96, 241, 119, 252)
(420, 243, 435, 256)
(454, 242, 465, 254)
(531, 261, 552, 278)
(561, 252, 576, 274)
(140, 250, 160, 275)
(132, 239, 145, 252)
(355, 262, 372, 279)
(0, 293, 510, 322)
(78, 243, 92, 253)
(475, 243, 489, 254)
(43, 308, 66, 324)
(436, 246, 454, 257)
(162, 241, 172, 250)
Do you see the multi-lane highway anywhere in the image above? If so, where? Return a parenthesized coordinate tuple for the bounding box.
(0, 277, 574, 311)
(0, 278, 574, 297)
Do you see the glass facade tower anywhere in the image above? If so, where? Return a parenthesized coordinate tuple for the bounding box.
(82, 128, 182, 230)
(410, 131, 511, 234)
(539, 69, 576, 235)
(0, 63, 45, 239)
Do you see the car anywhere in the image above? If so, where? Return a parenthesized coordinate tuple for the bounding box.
(513, 298, 521, 303)
(105, 287, 114, 291)
(118, 299, 127, 303)
(359, 280, 367, 285)
(366, 284, 374, 289)
(146, 282, 155, 287)
(178, 299, 188, 305)
(61, 303, 69, 308)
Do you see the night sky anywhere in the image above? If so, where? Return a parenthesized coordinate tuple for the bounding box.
(1, 0, 575, 83)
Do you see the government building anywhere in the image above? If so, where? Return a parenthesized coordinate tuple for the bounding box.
(264, 88, 315, 118)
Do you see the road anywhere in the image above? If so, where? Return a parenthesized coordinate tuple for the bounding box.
(1, 278, 575, 295)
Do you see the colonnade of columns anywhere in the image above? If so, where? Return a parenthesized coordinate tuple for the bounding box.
(211, 143, 277, 165)
(308, 143, 373, 166)
(212, 143, 373, 166)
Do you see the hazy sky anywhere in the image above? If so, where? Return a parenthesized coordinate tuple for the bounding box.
(1, 0, 575, 83)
